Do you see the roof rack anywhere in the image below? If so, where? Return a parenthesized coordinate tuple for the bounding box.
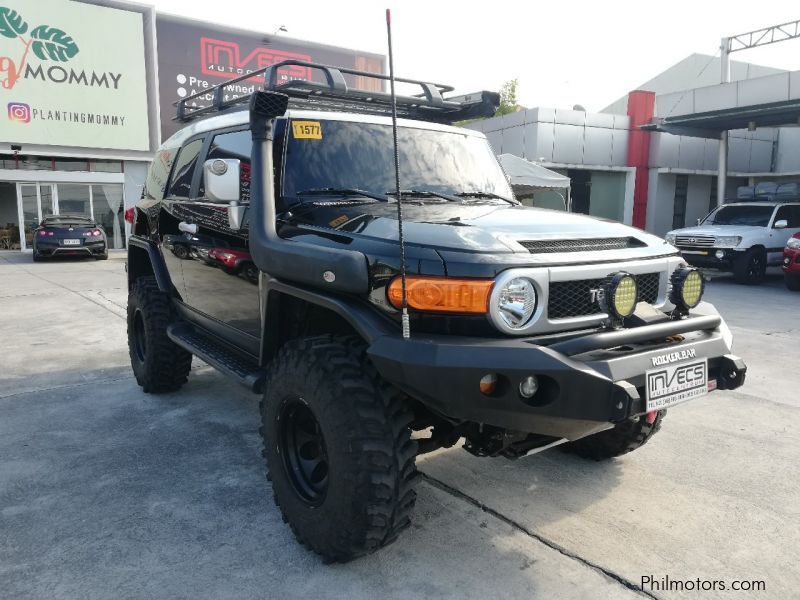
(175, 60, 499, 124)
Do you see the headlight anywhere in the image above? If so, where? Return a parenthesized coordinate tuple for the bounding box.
(496, 277, 537, 329)
(787, 236, 800, 249)
(665, 233, 677, 245)
(715, 235, 741, 248)
(601, 272, 638, 319)
(670, 267, 705, 311)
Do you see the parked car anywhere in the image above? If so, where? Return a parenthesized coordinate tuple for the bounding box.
(208, 248, 259, 283)
(783, 232, 800, 290)
(666, 201, 800, 284)
(32, 214, 108, 261)
(126, 61, 746, 562)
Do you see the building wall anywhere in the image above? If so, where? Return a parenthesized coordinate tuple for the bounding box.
(469, 108, 630, 167)
(648, 129, 775, 173)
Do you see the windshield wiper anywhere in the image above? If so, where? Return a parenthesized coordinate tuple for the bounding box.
(385, 189, 460, 202)
(455, 191, 517, 205)
(296, 188, 387, 202)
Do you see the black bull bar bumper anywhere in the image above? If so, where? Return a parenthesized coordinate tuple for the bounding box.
(367, 303, 746, 441)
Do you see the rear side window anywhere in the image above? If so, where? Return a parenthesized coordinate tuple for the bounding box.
(167, 138, 204, 199)
(199, 130, 252, 202)
(143, 147, 177, 202)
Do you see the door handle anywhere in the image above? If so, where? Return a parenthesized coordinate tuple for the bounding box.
(178, 221, 198, 234)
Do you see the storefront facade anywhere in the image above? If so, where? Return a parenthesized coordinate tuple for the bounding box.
(0, 0, 159, 251)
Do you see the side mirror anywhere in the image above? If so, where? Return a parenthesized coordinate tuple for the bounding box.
(774, 219, 788, 229)
(203, 158, 240, 203)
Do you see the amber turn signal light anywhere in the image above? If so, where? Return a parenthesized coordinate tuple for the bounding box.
(387, 276, 493, 314)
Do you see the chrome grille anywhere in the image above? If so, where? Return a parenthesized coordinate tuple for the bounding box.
(548, 273, 660, 319)
(675, 235, 715, 248)
(519, 237, 645, 253)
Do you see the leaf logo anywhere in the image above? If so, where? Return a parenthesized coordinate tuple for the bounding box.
(0, 7, 27, 38)
(0, 6, 80, 90)
(31, 25, 79, 62)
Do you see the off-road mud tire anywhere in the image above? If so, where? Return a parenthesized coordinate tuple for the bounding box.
(260, 335, 418, 562)
(127, 276, 192, 393)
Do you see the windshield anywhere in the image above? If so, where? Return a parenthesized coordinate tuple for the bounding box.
(282, 119, 512, 202)
(704, 205, 774, 227)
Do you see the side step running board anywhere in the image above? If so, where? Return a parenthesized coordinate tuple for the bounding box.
(167, 323, 266, 393)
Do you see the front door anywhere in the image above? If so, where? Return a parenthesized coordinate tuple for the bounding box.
(770, 204, 800, 264)
(180, 128, 261, 351)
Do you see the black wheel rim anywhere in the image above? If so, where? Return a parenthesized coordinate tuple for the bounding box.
(278, 396, 329, 505)
(132, 309, 147, 362)
(748, 254, 765, 278)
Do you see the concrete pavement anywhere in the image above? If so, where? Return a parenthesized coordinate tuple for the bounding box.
(0, 251, 797, 599)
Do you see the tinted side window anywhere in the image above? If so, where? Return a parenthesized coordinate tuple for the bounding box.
(167, 138, 204, 199)
(199, 130, 252, 202)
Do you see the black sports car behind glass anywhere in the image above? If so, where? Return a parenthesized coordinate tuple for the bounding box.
(32, 215, 108, 262)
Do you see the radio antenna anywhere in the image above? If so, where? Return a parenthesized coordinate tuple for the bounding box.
(386, 8, 410, 339)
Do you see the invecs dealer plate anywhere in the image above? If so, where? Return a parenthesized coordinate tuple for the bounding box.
(646, 358, 708, 411)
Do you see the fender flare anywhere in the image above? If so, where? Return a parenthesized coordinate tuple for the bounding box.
(261, 277, 396, 362)
(127, 235, 173, 293)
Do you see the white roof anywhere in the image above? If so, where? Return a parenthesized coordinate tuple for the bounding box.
(162, 108, 485, 148)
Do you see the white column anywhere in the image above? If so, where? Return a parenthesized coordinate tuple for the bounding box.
(717, 37, 731, 206)
(718, 131, 728, 207)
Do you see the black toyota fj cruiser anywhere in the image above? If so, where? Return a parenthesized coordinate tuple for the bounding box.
(126, 61, 746, 562)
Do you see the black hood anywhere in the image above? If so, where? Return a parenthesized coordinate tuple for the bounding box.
(286, 201, 670, 263)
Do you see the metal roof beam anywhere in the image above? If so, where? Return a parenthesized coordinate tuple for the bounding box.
(725, 19, 800, 53)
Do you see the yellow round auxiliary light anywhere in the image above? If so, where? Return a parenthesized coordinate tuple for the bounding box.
(603, 272, 638, 319)
(671, 267, 705, 311)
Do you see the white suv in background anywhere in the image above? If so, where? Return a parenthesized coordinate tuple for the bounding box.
(666, 201, 800, 284)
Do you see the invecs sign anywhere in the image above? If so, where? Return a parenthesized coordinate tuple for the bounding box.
(200, 37, 312, 82)
(156, 15, 385, 139)
(0, 0, 150, 151)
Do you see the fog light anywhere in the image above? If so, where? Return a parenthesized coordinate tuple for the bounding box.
(670, 267, 705, 311)
(519, 375, 539, 399)
(715, 250, 725, 260)
(601, 272, 638, 319)
(479, 374, 498, 395)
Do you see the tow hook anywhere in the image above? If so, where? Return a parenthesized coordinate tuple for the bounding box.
(717, 354, 747, 390)
(645, 411, 657, 424)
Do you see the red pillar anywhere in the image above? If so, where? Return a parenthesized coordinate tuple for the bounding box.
(626, 90, 655, 230)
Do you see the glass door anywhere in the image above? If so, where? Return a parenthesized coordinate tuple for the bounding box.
(16, 183, 55, 251)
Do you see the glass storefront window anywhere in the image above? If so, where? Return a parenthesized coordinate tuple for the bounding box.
(0, 154, 16, 169)
(54, 158, 90, 172)
(18, 156, 53, 171)
(89, 160, 123, 173)
(91, 184, 126, 249)
(57, 184, 93, 218)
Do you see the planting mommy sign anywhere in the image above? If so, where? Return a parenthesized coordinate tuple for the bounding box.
(0, 0, 149, 151)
